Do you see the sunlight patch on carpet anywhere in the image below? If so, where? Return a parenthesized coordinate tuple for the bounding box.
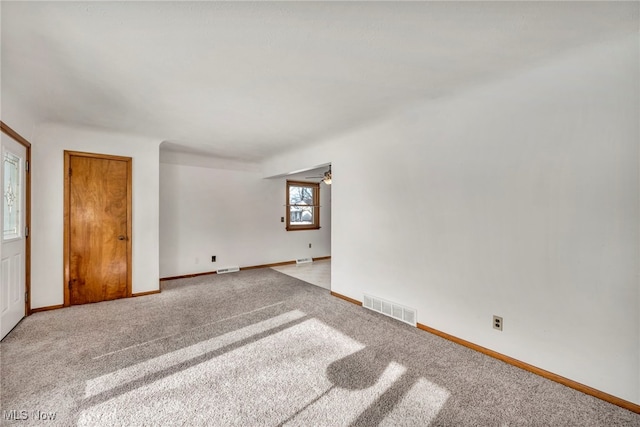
(84, 310, 307, 399)
(80, 316, 449, 426)
(379, 378, 450, 426)
(284, 361, 407, 426)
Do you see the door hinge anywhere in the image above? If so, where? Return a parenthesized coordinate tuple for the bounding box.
(26, 160, 30, 172)
(25, 226, 29, 237)
(25, 291, 28, 302)
(68, 168, 72, 177)
(68, 280, 72, 289)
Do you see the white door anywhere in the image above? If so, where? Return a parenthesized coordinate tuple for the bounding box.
(0, 132, 27, 340)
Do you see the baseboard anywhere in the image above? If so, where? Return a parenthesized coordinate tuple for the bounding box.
(132, 290, 161, 297)
(160, 256, 332, 281)
(160, 271, 217, 281)
(330, 292, 640, 414)
(240, 260, 296, 270)
(30, 304, 64, 313)
(30, 290, 160, 313)
(330, 291, 362, 306)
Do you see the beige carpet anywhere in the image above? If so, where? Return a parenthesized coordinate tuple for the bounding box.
(1, 269, 638, 426)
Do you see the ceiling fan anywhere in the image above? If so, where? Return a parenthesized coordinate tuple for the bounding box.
(306, 165, 332, 185)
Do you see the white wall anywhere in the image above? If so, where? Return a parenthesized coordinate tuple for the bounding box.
(0, 95, 38, 142)
(262, 35, 640, 403)
(31, 123, 161, 308)
(159, 161, 331, 278)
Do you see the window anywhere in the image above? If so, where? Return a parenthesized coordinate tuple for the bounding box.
(3, 150, 21, 240)
(286, 181, 320, 231)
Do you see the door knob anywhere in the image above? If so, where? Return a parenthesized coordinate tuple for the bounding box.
(118, 235, 126, 241)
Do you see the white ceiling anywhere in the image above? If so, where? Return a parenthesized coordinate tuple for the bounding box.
(1, 1, 637, 162)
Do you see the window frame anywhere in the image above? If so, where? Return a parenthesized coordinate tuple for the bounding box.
(286, 180, 320, 231)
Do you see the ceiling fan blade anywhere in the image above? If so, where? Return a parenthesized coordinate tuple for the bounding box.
(304, 166, 331, 180)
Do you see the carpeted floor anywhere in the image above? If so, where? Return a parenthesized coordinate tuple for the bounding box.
(1, 269, 638, 426)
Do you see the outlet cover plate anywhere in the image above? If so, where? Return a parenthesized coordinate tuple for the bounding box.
(493, 315, 503, 331)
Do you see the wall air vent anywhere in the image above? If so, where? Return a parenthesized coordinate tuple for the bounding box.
(216, 266, 240, 274)
(296, 258, 313, 265)
(363, 293, 417, 327)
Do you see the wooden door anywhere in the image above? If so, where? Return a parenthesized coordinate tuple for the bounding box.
(64, 151, 132, 306)
(0, 126, 29, 339)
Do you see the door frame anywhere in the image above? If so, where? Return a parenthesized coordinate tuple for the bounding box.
(0, 121, 32, 316)
(63, 150, 132, 306)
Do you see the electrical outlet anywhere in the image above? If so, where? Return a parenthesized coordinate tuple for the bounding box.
(493, 315, 503, 331)
(212, 256, 216, 262)
(281, 217, 284, 223)
(309, 243, 312, 248)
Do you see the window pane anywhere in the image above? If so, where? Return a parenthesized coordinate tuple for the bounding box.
(290, 206, 314, 225)
(3, 151, 21, 240)
(289, 186, 314, 206)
